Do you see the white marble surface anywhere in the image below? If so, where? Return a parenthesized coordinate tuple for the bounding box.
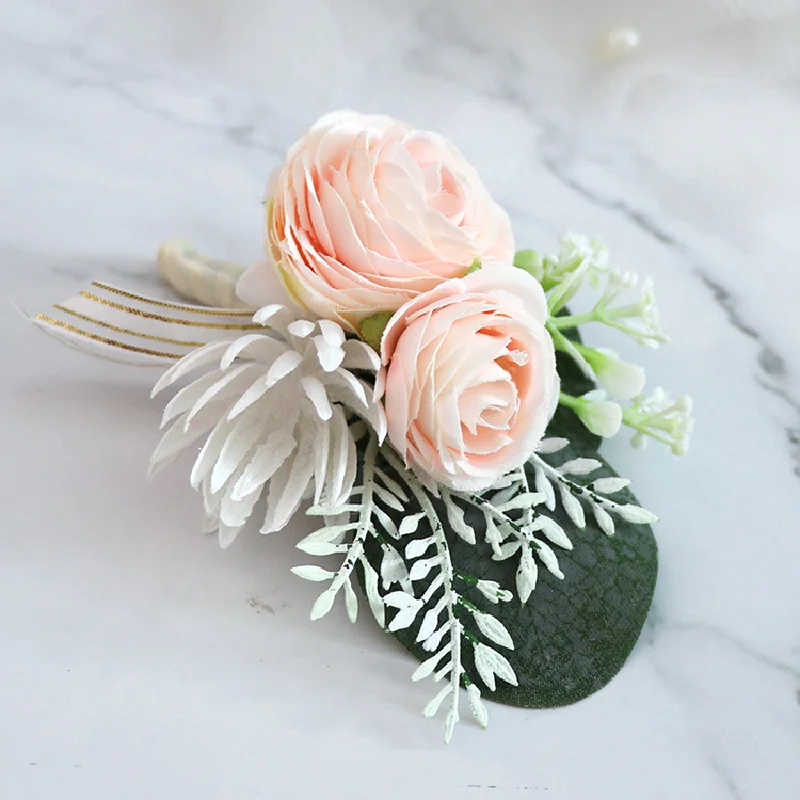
(2, 1, 800, 798)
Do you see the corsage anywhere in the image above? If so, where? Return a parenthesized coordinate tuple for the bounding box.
(30, 111, 693, 741)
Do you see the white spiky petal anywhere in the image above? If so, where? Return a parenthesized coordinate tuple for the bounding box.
(150, 305, 387, 548)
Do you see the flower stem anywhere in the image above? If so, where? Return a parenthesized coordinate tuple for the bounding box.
(547, 311, 599, 329)
(557, 392, 582, 410)
(620, 408, 674, 446)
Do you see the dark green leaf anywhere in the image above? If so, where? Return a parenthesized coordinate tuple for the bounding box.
(551, 316, 602, 453)
(358, 442, 657, 709)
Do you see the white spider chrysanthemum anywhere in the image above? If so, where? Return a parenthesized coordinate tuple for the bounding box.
(149, 304, 386, 547)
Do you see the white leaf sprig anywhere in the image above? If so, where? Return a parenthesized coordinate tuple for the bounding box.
(380, 447, 517, 744)
(437, 436, 658, 606)
(449, 466, 568, 605)
(294, 440, 519, 742)
(530, 438, 658, 537)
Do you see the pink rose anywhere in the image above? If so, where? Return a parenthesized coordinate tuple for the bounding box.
(379, 267, 559, 492)
(237, 111, 514, 331)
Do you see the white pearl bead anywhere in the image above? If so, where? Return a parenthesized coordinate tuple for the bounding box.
(601, 26, 641, 60)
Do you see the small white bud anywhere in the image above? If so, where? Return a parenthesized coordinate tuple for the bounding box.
(576, 398, 623, 438)
(583, 388, 608, 404)
(671, 439, 689, 456)
(583, 348, 646, 400)
(607, 269, 624, 287)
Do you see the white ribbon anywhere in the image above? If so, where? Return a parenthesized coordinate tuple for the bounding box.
(28, 240, 255, 366)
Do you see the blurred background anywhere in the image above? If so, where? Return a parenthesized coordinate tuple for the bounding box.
(4, 0, 800, 339)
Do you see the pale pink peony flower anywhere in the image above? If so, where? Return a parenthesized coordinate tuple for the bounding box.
(378, 267, 559, 492)
(236, 111, 514, 331)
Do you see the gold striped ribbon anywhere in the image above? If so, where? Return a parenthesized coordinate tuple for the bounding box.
(32, 281, 259, 365)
